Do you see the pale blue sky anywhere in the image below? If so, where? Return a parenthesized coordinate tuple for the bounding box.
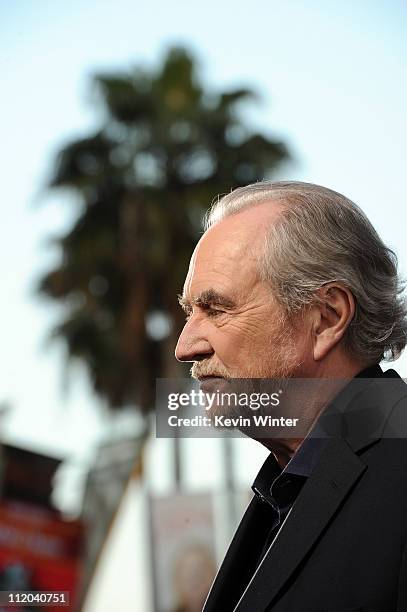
(0, 0, 406, 459)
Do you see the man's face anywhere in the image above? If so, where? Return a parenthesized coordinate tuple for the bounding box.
(175, 203, 311, 387)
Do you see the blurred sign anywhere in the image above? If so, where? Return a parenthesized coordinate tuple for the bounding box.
(0, 500, 84, 611)
(149, 492, 217, 612)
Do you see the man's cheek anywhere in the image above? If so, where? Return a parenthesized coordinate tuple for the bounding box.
(214, 336, 244, 370)
(224, 317, 265, 339)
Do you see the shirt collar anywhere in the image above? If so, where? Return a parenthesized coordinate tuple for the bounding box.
(251, 435, 326, 502)
(251, 363, 382, 501)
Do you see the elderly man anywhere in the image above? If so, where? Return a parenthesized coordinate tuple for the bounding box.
(175, 181, 407, 611)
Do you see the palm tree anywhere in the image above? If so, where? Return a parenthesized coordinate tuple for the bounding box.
(38, 46, 289, 418)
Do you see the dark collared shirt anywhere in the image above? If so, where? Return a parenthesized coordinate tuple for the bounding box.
(251, 436, 327, 566)
(250, 364, 382, 572)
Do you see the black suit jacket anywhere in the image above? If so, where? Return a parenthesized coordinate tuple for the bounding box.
(203, 367, 407, 612)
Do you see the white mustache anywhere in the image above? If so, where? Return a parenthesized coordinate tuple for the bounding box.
(190, 363, 230, 380)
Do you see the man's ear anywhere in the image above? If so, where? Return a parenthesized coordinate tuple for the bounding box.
(312, 283, 356, 361)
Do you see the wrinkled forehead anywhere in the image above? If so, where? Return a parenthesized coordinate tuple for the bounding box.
(183, 204, 281, 298)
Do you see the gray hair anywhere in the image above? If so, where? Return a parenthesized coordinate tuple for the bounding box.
(205, 181, 407, 364)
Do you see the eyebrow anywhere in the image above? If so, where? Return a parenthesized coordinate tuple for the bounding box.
(178, 288, 237, 312)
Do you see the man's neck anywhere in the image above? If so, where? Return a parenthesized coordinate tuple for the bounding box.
(259, 437, 303, 468)
(258, 358, 372, 467)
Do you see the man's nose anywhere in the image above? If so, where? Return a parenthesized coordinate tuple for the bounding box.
(175, 322, 213, 362)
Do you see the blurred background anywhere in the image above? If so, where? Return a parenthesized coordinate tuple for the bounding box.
(0, 1, 406, 610)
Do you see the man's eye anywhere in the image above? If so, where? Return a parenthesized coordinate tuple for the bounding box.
(206, 308, 224, 317)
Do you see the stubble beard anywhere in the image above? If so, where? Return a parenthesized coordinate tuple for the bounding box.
(191, 314, 305, 424)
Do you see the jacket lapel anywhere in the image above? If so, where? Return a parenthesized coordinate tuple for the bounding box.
(233, 369, 407, 611)
(203, 494, 274, 611)
(233, 436, 366, 611)
(205, 369, 407, 612)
